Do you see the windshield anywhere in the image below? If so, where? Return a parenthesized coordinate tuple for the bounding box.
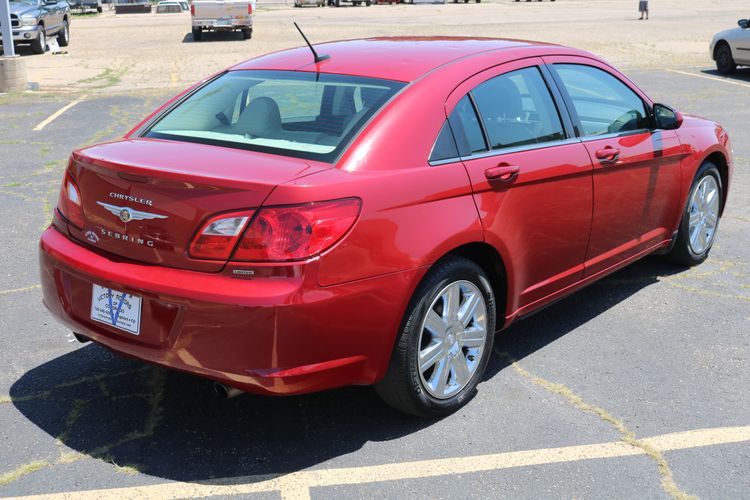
(145, 70, 405, 163)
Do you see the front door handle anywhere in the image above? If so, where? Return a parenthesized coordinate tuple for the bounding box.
(595, 147, 621, 162)
(485, 164, 520, 183)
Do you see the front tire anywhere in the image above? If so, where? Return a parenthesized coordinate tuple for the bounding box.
(375, 257, 496, 418)
(715, 43, 736, 75)
(665, 162, 723, 266)
(31, 26, 46, 54)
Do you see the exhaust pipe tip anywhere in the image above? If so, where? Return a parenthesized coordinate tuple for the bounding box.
(73, 332, 91, 344)
(213, 382, 243, 399)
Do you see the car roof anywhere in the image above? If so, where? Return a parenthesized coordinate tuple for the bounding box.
(231, 37, 582, 82)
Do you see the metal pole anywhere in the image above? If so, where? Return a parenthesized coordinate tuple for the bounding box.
(0, 0, 16, 57)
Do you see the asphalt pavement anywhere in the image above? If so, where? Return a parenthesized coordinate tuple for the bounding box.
(0, 67, 748, 499)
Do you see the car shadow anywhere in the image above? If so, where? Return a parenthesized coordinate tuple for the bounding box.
(181, 31, 248, 43)
(10, 256, 685, 484)
(485, 257, 685, 383)
(701, 67, 750, 83)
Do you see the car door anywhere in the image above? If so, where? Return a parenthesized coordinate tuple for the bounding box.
(544, 57, 683, 278)
(40, 0, 61, 34)
(444, 58, 594, 318)
(734, 25, 750, 64)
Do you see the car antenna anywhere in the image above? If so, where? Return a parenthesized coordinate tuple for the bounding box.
(294, 22, 330, 64)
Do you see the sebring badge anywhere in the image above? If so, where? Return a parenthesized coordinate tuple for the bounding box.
(96, 202, 169, 223)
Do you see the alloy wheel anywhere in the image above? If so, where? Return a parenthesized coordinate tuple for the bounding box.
(688, 175, 720, 254)
(417, 280, 487, 399)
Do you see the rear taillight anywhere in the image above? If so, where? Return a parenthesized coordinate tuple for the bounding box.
(190, 4, 195, 15)
(234, 198, 361, 262)
(247, 3, 252, 14)
(189, 211, 253, 260)
(58, 173, 85, 229)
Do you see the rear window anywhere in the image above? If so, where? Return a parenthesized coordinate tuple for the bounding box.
(144, 70, 405, 163)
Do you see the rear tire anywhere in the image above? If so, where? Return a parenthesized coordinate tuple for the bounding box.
(57, 20, 70, 47)
(192, 28, 202, 41)
(715, 43, 736, 75)
(31, 26, 46, 54)
(665, 162, 723, 266)
(375, 257, 496, 418)
(242, 28, 252, 39)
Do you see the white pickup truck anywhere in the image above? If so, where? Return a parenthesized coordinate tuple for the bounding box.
(190, 0, 255, 41)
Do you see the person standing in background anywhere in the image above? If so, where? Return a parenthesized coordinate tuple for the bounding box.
(639, 0, 649, 20)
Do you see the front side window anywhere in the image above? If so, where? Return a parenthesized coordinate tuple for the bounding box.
(553, 64, 649, 137)
(471, 67, 565, 150)
(145, 70, 405, 163)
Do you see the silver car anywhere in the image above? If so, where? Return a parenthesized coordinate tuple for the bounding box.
(0, 0, 70, 54)
(710, 18, 750, 74)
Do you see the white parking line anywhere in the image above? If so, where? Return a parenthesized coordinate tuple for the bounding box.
(32, 96, 87, 132)
(5, 425, 749, 500)
(665, 69, 750, 89)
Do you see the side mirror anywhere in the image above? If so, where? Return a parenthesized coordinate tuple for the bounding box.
(739, 19, 748, 29)
(653, 103, 683, 130)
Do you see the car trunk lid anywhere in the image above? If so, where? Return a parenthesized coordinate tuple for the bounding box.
(66, 138, 329, 272)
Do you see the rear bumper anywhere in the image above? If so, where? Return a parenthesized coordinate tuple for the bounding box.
(192, 18, 252, 30)
(40, 226, 419, 395)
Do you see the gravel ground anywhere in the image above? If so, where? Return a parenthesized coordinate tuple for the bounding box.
(10, 0, 750, 94)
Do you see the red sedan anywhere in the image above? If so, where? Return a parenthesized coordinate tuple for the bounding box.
(40, 37, 732, 417)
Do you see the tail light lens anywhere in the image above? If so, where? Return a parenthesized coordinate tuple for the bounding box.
(189, 211, 253, 260)
(233, 198, 361, 261)
(58, 173, 85, 229)
(247, 3, 252, 14)
(190, 4, 195, 15)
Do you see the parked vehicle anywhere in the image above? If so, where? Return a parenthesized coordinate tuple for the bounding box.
(710, 18, 750, 74)
(156, 0, 188, 13)
(294, 0, 325, 7)
(67, 0, 103, 13)
(191, 0, 253, 41)
(0, 0, 70, 54)
(113, 0, 151, 13)
(40, 37, 732, 417)
(329, 0, 371, 7)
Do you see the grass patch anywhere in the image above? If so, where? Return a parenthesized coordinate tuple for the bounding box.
(0, 461, 50, 487)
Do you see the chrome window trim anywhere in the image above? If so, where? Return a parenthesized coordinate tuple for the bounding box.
(428, 137, 582, 166)
(578, 128, 651, 143)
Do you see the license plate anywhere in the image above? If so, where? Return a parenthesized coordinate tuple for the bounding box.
(215, 18, 232, 26)
(90, 284, 142, 335)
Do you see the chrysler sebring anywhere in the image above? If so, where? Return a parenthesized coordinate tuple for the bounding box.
(40, 37, 732, 417)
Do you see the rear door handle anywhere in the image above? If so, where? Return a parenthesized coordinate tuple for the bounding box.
(485, 164, 520, 183)
(595, 147, 621, 162)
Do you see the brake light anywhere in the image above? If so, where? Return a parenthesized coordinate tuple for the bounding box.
(233, 198, 361, 262)
(190, 4, 195, 15)
(189, 211, 253, 260)
(58, 173, 85, 229)
(247, 3, 252, 14)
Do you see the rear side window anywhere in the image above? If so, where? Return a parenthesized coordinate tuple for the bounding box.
(471, 67, 565, 150)
(145, 70, 405, 163)
(447, 95, 487, 156)
(553, 64, 649, 137)
(429, 121, 460, 163)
